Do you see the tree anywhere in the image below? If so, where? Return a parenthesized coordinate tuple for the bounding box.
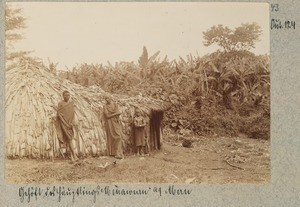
(138, 46, 148, 69)
(138, 46, 160, 80)
(202, 23, 264, 109)
(5, 4, 31, 61)
(5, 5, 26, 41)
(203, 23, 262, 52)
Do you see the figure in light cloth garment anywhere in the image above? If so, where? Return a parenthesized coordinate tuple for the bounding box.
(56, 90, 78, 162)
(103, 97, 124, 159)
(133, 108, 147, 156)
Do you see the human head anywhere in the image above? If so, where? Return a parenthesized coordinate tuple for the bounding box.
(63, 90, 71, 102)
(104, 95, 114, 104)
(135, 108, 141, 116)
(104, 96, 112, 104)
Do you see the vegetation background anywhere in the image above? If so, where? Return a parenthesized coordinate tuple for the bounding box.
(6, 4, 270, 142)
(57, 26, 270, 140)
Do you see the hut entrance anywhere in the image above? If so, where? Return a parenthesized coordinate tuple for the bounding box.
(149, 110, 163, 151)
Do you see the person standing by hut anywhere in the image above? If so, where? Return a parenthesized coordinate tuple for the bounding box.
(133, 108, 147, 156)
(56, 90, 79, 162)
(103, 97, 124, 159)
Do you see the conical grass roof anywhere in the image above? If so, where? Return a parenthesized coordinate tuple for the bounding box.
(5, 58, 167, 159)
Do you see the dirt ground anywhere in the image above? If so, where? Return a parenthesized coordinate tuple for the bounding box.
(6, 134, 270, 184)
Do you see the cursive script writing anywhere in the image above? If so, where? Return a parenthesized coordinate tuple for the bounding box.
(18, 185, 193, 203)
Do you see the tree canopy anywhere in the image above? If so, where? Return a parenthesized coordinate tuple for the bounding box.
(5, 5, 32, 62)
(203, 23, 262, 52)
(5, 5, 26, 43)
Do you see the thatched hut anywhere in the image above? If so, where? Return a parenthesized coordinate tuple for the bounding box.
(5, 59, 167, 159)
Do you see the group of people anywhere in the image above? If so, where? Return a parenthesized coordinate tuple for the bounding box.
(56, 91, 148, 162)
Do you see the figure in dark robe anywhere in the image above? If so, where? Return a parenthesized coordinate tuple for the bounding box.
(56, 90, 78, 162)
(103, 97, 123, 159)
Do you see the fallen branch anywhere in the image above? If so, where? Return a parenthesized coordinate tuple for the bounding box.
(224, 159, 245, 170)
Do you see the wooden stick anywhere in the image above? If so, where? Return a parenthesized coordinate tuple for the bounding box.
(224, 159, 245, 170)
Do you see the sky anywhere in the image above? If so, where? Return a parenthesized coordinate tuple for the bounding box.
(8, 2, 269, 70)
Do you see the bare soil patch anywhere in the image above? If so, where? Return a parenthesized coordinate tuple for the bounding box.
(6, 135, 270, 184)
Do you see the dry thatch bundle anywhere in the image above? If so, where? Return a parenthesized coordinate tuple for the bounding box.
(5, 58, 167, 159)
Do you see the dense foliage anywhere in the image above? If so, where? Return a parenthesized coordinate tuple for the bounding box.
(58, 48, 270, 139)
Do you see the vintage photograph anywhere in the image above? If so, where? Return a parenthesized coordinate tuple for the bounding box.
(5, 2, 270, 184)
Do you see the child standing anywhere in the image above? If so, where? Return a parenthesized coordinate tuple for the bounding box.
(133, 108, 146, 156)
